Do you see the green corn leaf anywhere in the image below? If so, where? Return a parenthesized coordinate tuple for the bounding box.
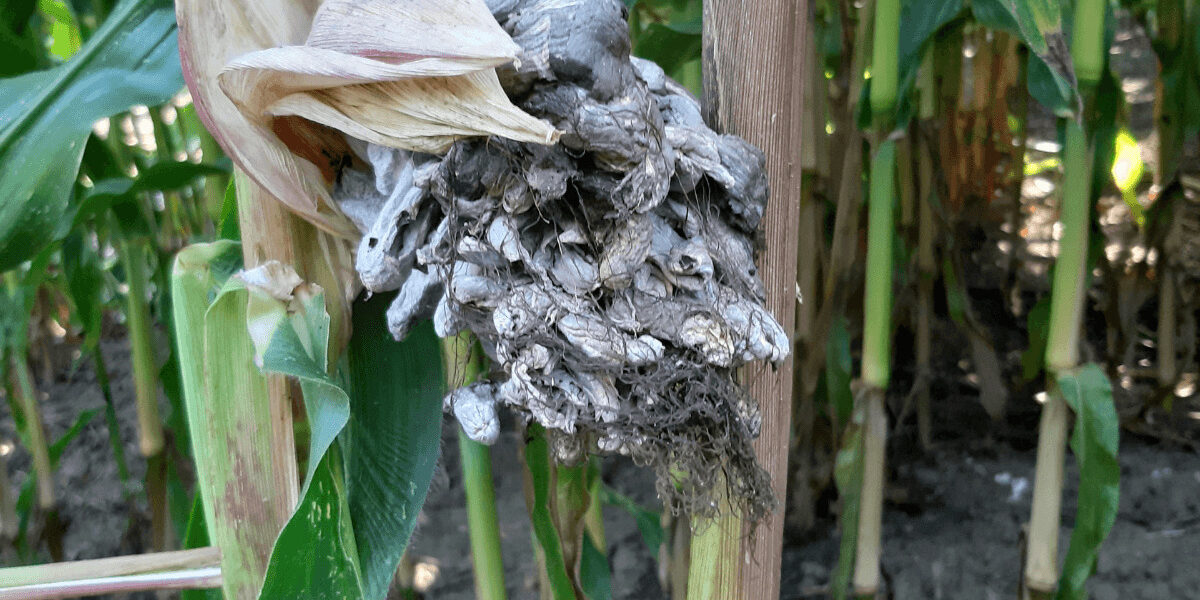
(523, 424, 578, 600)
(218, 179, 241, 241)
(1054, 364, 1120, 600)
(73, 161, 230, 230)
(826, 315, 854, 429)
(343, 296, 445, 599)
(14, 408, 98, 549)
(38, 0, 83, 60)
(0, 0, 43, 76)
(972, 0, 1078, 116)
(831, 400, 867, 600)
(258, 289, 445, 600)
(632, 22, 701, 78)
(1021, 295, 1052, 382)
(580, 530, 612, 600)
(599, 486, 664, 560)
(898, 0, 964, 65)
(243, 279, 341, 487)
(260, 445, 366, 599)
(0, 0, 182, 271)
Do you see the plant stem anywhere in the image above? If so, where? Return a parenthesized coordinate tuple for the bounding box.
(1158, 275, 1177, 387)
(1025, 0, 1105, 583)
(10, 356, 54, 512)
(116, 236, 169, 549)
(117, 239, 164, 458)
(1026, 117, 1094, 595)
(854, 138, 897, 597)
(441, 332, 506, 600)
(0, 567, 222, 599)
(0, 546, 219, 586)
(89, 346, 132, 494)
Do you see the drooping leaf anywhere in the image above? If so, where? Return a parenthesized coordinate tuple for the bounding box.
(581, 530, 613, 600)
(72, 161, 230, 231)
(257, 288, 445, 600)
(1054, 364, 1119, 600)
(599, 486, 664, 560)
(0, 0, 183, 270)
(343, 295, 445, 599)
(972, 0, 1078, 116)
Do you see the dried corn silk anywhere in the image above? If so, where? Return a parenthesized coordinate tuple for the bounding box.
(332, 0, 787, 520)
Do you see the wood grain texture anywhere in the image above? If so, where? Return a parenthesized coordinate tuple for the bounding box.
(702, 1, 807, 598)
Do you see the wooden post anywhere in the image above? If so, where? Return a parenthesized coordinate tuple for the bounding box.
(698, 1, 807, 597)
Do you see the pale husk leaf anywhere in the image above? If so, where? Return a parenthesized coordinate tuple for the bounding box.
(178, 0, 558, 239)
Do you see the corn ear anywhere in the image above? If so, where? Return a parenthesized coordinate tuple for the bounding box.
(177, 0, 557, 239)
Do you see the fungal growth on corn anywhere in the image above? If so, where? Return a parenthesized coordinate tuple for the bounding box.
(334, 0, 788, 518)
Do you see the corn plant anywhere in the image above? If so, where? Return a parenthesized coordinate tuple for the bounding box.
(6, 0, 1198, 599)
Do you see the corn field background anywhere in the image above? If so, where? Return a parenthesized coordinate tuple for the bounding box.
(0, 0, 1198, 599)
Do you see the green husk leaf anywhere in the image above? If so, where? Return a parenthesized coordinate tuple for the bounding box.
(258, 290, 445, 600)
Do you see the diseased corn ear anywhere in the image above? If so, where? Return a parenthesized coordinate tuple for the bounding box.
(177, 0, 558, 238)
(176, 0, 353, 237)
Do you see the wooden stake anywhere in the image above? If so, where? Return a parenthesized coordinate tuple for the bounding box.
(696, 1, 806, 597)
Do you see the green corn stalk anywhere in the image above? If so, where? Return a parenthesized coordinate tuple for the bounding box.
(851, 0, 899, 594)
(8, 355, 54, 514)
(1024, 0, 1120, 597)
(115, 235, 170, 550)
(441, 332, 507, 600)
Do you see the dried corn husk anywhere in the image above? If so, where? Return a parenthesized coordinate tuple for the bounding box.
(177, 0, 558, 238)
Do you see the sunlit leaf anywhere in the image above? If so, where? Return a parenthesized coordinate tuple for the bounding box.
(0, 0, 182, 270)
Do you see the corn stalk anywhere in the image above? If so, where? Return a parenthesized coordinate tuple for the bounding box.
(442, 332, 507, 600)
(1024, 0, 1120, 596)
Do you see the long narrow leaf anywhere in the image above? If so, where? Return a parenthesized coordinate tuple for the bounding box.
(0, 0, 182, 270)
(1054, 364, 1120, 600)
(258, 290, 445, 600)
